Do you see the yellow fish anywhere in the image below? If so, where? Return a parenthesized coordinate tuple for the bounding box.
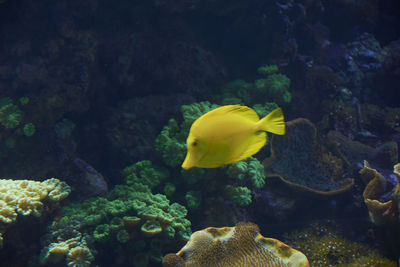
(181, 105, 285, 170)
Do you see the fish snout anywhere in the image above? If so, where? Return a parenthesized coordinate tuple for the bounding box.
(181, 154, 193, 170)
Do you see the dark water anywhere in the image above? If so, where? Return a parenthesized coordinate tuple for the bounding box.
(0, 0, 400, 266)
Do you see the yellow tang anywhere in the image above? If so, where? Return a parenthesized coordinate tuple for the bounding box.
(181, 105, 285, 170)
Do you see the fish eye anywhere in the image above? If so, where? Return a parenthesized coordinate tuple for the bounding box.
(192, 141, 197, 146)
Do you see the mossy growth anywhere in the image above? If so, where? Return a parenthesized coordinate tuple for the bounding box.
(226, 156, 266, 189)
(0, 97, 24, 129)
(283, 223, 396, 266)
(163, 182, 176, 197)
(23, 123, 35, 136)
(185, 190, 202, 209)
(219, 65, 291, 105)
(123, 160, 169, 189)
(19, 96, 29, 106)
(224, 185, 252, 206)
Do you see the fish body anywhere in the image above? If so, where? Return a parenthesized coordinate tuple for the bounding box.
(181, 105, 285, 169)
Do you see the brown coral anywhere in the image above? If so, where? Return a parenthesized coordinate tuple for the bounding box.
(360, 161, 399, 224)
(162, 222, 310, 267)
(263, 118, 354, 195)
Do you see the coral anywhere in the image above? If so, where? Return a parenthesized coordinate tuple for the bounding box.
(0, 97, 24, 129)
(220, 65, 291, 105)
(257, 64, 278, 76)
(0, 178, 70, 224)
(116, 229, 130, 243)
(163, 182, 176, 196)
(66, 246, 94, 267)
(162, 222, 310, 267)
(185, 190, 201, 209)
(327, 131, 398, 168)
(360, 161, 399, 224)
(226, 156, 266, 189)
(141, 220, 163, 237)
(255, 74, 291, 104)
(155, 101, 219, 167)
(224, 185, 252, 206)
(54, 118, 76, 139)
(282, 223, 396, 267)
(19, 96, 29, 106)
(252, 102, 279, 118)
(220, 79, 253, 104)
(155, 118, 188, 167)
(263, 118, 354, 195)
(23, 123, 35, 136)
(93, 224, 110, 243)
(46, 161, 192, 265)
(123, 160, 170, 189)
(40, 228, 94, 267)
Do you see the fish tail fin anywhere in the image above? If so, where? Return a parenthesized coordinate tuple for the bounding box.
(257, 108, 285, 135)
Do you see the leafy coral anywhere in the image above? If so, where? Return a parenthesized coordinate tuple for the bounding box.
(226, 156, 266, 189)
(123, 160, 169, 189)
(224, 185, 252, 206)
(219, 65, 291, 105)
(42, 161, 192, 266)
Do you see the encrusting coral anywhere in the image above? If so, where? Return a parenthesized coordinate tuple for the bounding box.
(162, 222, 309, 267)
(282, 222, 397, 266)
(263, 118, 354, 195)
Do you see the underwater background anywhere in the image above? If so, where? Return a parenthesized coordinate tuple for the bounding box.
(0, 0, 400, 266)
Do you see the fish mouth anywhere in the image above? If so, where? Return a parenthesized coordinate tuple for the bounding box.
(181, 154, 193, 170)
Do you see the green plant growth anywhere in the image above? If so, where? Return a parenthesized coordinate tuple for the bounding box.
(48, 167, 192, 266)
(221, 65, 291, 105)
(0, 97, 24, 129)
(23, 123, 36, 136)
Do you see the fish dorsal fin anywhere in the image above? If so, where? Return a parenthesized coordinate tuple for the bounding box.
(224, 132, 267, 164)
(196, 105, 260, 124)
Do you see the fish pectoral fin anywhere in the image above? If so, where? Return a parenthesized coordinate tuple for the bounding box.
(224, 132, 267, 164)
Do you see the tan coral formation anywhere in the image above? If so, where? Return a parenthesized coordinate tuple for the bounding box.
(0, 178, 70, 224)
(162, 222, 310, 267)
(360, 161, 399, 224)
